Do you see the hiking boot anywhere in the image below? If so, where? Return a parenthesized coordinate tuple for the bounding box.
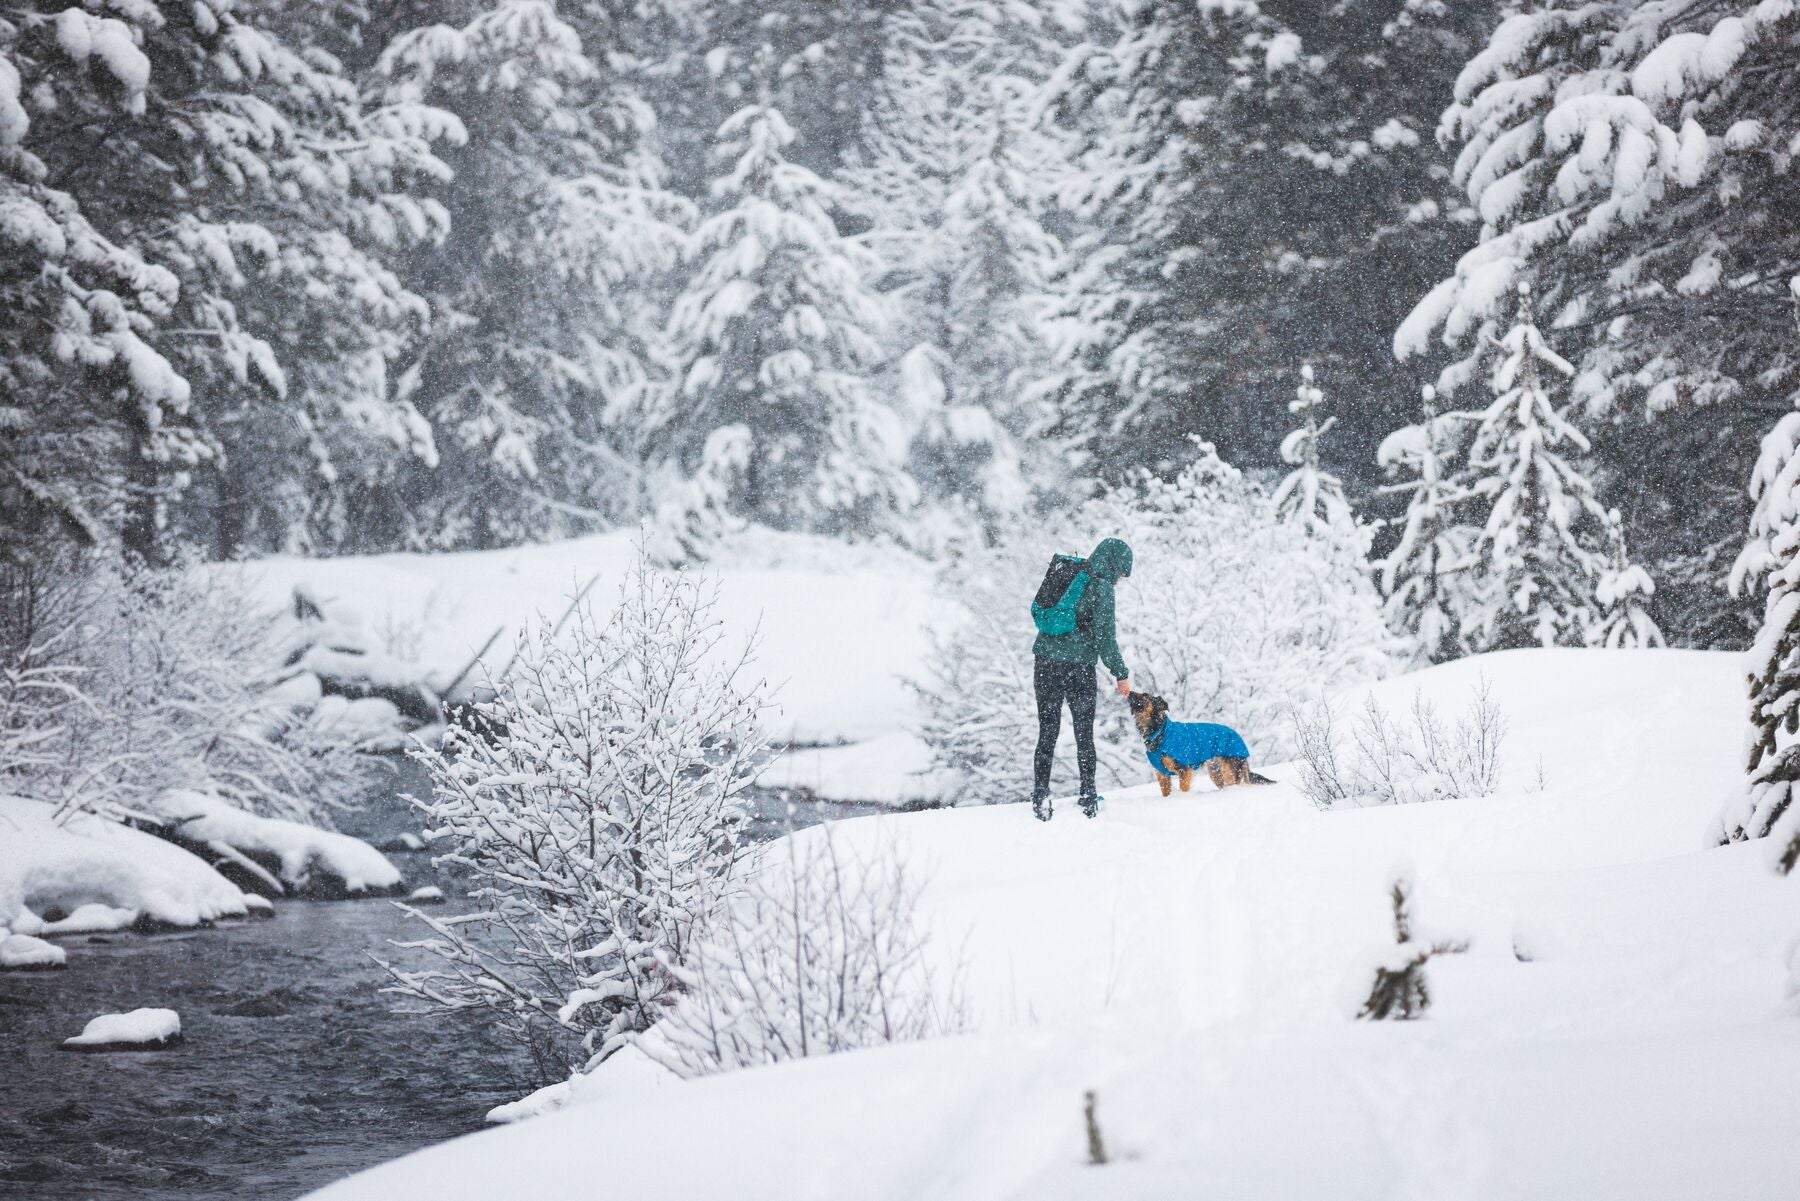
(1031, 789, 1052, 822)
(1079, 794, 1101, 819)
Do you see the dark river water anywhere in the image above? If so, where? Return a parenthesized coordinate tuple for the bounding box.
(0, 762, 886, 1201)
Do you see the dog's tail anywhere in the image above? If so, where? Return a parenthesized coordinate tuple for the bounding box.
(1249, 769, 1276, 786)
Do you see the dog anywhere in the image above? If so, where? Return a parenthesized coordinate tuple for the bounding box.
(1127, 692, 1273, 795)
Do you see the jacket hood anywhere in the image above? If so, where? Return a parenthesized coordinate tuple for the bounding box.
(1087, 537, 1133, 581)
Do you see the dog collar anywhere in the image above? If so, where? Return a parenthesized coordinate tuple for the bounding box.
(1144, 717, 1167, 751)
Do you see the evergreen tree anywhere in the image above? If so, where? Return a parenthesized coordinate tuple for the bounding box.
(1037, 0, 1496, 477)
(371, 0, 689, 549)
(1458, 283, 1615, 651)
(1273, 364, 1354, 537)
(656, 93, 914, 533)
(1726, 331, 1800, 872)
(1377, 384, 1471, 663)
(0, 0, 450, 560)
(1590, 508, 1664, 649)
(1399, 0, 1800, 644)
(841, 0, 1065, 536)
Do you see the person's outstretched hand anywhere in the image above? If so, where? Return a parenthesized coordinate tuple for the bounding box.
(1115, 678, 1131, 698)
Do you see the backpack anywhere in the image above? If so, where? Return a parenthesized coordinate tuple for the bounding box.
(1030, 554, 1090, 636)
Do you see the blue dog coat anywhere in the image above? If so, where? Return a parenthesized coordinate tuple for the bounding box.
(1146, 720, 1249, 772)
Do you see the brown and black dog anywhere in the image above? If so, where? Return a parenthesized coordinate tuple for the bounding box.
(1127, 692, 1273, 796)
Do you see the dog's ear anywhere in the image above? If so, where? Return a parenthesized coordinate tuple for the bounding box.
(1152, 696, 1169, 720)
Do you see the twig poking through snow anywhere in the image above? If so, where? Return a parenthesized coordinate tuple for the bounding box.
(1084, 1089, 1109, 1166)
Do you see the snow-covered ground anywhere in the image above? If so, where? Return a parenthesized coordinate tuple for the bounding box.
(754, 730, 951, 806)
(227, 528, 941, 749)
(308, 648, 1800, 1201)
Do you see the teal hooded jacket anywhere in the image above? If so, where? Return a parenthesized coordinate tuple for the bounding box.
(1032, 537, 1132, 681)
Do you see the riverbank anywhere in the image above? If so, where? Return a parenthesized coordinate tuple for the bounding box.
(0, 755, 889, 1201)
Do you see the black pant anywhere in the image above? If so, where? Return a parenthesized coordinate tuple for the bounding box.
(1033, 658, 1096, 799)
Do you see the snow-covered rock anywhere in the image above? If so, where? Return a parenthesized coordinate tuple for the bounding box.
(404, 886, 444, 905)
(305, 649, 1800, 1201)
(241, 892, 276, 918)
(37, 902, 139, 935)
(0, 795, 248, 933)
(151, 789, 403, 899)
(311, 695, 408, 749)
(0, 932, 66, 970)
(62, 1008, 182, 1051)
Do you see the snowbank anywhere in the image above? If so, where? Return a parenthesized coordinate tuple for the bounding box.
(0, 932, 66, 970)
(151, 789, 402, 898)
(757, 732, 950, 806)
(62, 1008, 182, 1051)
(306, 649, 1800, 1201)
(0, 795, 248, 933)
(483, 1045, 675, 1125)
(225, 527, 940, 746)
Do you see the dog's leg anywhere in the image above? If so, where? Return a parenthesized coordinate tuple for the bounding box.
(1205, 758, 1229, 790)
(1178, 766, 1194, 793)
(1156, 772, 1172, 797)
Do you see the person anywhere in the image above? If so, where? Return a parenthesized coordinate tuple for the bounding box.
(1031, 536, 1132, 821)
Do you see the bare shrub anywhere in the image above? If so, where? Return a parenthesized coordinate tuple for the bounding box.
(1293, 681, 1506, 809)
(646, 824, 965, 1078)
(383, 552, 769, 1074)
(0, 555, 373, 824)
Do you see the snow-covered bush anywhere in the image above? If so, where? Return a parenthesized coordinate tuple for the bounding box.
(1293, 684, 1505, 809)
(0, 556, 371, 825)
(385, 553, 770, 1073)
(917, 446, 1397, 798)
(647, 825, 964, 1078)
(1350, 870, 1468, 1021)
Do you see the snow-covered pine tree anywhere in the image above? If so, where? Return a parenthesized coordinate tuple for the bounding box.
(1726, 307, 1800, 872)
(1378, 384, 1471, 664)
(0, 0, 450, 560)
(1590, 508, 1664, 649)
(371, 0, 689, 550)
(656, 91, 914, 534)
(1273, 364, 1355, 538)
(648, 424, 751, 565)
(0, 79, 172, 557)
(1399, 1, 1800, 644)
(841, 1, 1066, 537)
(1036, 0, 1496, 476)
(1458, 283, 1617, 652)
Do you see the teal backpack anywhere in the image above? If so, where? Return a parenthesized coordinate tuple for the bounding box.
(1030, 554, 1090, 636)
